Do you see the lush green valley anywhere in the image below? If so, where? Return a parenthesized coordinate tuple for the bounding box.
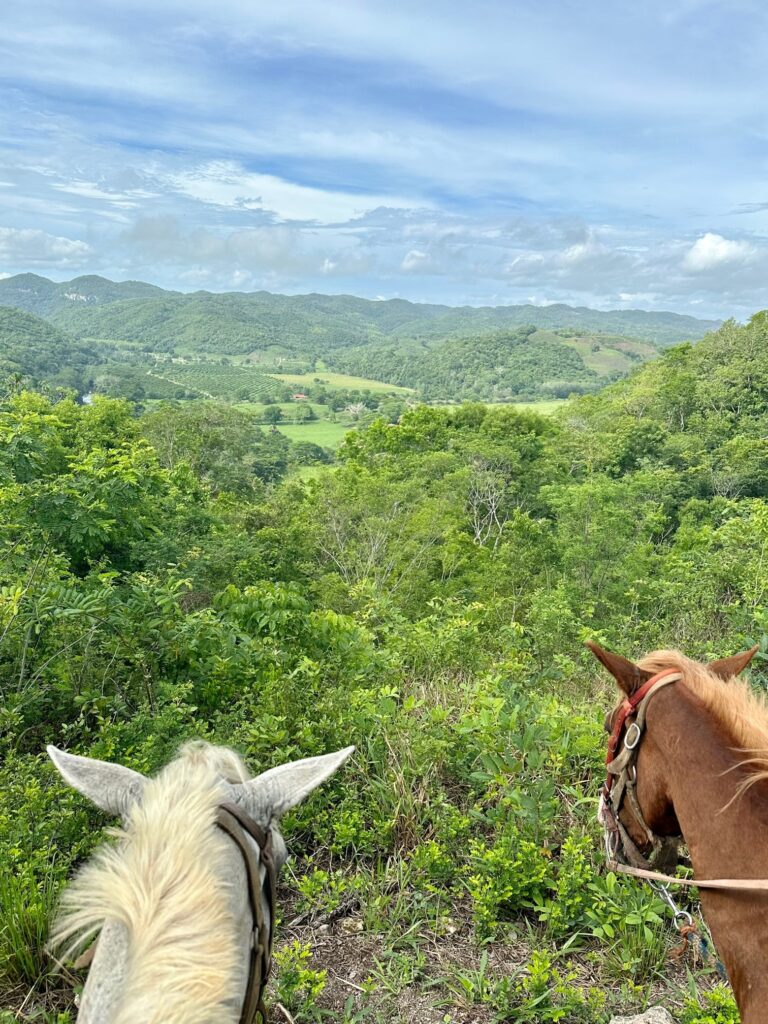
(1, 311, 766, 1022)
(0, 274, 719, 404)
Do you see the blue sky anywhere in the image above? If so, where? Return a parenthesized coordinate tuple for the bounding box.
(1, 0, 768, 318)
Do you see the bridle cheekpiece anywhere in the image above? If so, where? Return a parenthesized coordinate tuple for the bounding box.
(599, 669, 683, 874)
(216, 802, 278, 1024)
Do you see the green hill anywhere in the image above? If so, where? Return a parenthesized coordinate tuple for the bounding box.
(0, 274, 722, 402)
(331, 327, 601, 401)
(0, 306, 107, 392)
(0, 273, 168, 318)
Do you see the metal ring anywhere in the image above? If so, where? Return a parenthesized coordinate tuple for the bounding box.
(626, 763, 637, 784)
(674, 910, 693, 930)
(624, 722, 642, 749)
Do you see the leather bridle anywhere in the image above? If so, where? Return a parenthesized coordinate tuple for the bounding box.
(599, 669, 684, 875)
(216, 802, 277, 1024)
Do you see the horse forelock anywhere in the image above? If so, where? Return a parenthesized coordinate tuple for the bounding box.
(176, 739, 252, 783)
(52, 742, 250, 1024)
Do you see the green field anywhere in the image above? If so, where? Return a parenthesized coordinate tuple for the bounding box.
(273, 420, 357, 448)
(269, 370, 414, 394)
(236, 400, 328, 420)
(510, 398, 567, 414)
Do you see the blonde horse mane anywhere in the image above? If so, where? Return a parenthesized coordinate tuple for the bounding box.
(52, 741, 252, 1024)
(637, 649, 768, 785)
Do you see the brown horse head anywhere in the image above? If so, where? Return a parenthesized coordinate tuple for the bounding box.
(586, 641, 768, 1023)
(588, 641, 759, 852)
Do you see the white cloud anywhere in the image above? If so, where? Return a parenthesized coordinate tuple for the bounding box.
(561, 237, 608, 263)
(682, 232, 754, 272)
(401, 249, 430, 271)
(0, 226, 91, 266)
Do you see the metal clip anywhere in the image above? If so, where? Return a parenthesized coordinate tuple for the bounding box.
(651, 880, 694, 930)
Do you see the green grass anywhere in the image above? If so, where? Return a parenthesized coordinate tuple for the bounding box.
(273, 421, 357, 448)
(510, 399, 567, 414)
(269, 371, 414, 394)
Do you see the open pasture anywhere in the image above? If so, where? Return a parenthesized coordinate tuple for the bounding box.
(269, 370, 414, 394)
(273, 419, 357, 448)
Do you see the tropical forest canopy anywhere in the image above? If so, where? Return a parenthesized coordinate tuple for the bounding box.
(1, 309, 766, 1021)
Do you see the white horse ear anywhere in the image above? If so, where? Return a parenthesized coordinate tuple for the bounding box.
(47, 745, 147, 817)
(233, 746, 355, 821)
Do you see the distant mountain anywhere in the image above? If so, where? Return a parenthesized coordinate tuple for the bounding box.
(0, 274, 168, 318)
(0, 274, 720, 354)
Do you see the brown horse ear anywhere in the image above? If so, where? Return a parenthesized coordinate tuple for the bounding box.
(708, 645, 759, 681)
(586, 641, 655, 695)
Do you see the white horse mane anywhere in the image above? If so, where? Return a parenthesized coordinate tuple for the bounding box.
(52, 741, 252, 1024)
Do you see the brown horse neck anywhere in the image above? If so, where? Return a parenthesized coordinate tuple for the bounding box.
(644, 685, 768, 1024)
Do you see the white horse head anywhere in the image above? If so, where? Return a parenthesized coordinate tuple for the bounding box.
(48, 740, 354, 1024)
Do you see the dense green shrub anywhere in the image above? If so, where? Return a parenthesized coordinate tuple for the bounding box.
(4, 314, 768, 1021)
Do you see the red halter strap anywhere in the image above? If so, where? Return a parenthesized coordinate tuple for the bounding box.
(605, 669, 682, 769)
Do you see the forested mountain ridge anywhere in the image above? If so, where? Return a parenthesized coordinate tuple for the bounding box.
(332, 327, 601, 400)
(0, 273, 719, 353)
(0, 305, 111, 393)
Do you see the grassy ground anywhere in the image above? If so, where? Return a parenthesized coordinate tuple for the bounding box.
(236, 401, 328, 419)
(510, 399, 568, 414)
(269, 371, 414, 394)
(233, 401, 357, 449)
(275, 420, 357, 448)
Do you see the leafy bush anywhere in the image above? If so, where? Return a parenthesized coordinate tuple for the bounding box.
(680, 986, 740, 1024)
(273, 941, 328, 1021)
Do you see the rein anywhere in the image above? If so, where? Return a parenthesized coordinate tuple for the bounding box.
(216, 802, 277, 1024)
(600, 669, 768, 892)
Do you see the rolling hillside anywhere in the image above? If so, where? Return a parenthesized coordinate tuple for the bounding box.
(0, 274, 722, 402)
(0, 274, 718, 355)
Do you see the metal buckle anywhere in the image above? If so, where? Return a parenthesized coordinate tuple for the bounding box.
(624, 722, 642, 750)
